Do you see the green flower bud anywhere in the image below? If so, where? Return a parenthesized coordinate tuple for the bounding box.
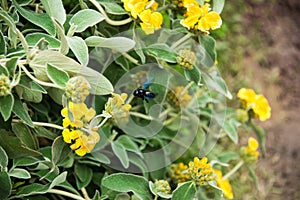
(153, 180, 171, 194)
(236, 108, 249, 123)
(65, 76, 91, 103)
(177, 49, 196, 70)
(0, 74, 11, 96)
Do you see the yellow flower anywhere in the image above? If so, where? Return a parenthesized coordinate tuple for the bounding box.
(105, 93, 132, 122)
(198, 11, 222, 33)
(240, 137, 260, 163)
(188, 157, 214, 185)
(170, 162, 190, 183)
(61, 102, 100, 156)
(237, 88, 271, 121)
(180, 2, 222, 33)
(139, 9, 163, 34)
(252, 94, 271, 121)
(213, 169, 234, 199)
(177, 49, 196, 70)
(121, 0, 148, 18)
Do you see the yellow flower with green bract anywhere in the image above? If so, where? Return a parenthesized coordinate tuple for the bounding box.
(240, 137, 260, 163)
(237, 88, 271, 121)
(61, 102, 99, 156)
(167, 86, 192, 108)
(104, 93, 132, 122)
(188, 157, 215, 185)
(213, 169, 234, 199)
(170, 162, 190, 183)
(0, 74, 11, 96)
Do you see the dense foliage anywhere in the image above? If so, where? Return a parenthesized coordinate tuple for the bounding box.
(0, 0, 270, 199)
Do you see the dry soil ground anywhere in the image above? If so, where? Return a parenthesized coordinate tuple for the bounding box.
(236, 0, 300, 199)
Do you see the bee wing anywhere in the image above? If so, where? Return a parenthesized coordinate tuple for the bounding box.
(142, 78, 154, 89)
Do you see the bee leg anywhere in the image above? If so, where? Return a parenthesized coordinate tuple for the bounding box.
(145, 98, 149, 103)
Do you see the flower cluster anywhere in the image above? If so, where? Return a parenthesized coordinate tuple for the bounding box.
(180, 0, 222, 33)
(213, 169, 234, 199)
(65, 76, 91, 103)
(0, 74, 11, 96)
(153, 180, 171, 194)
(104, 93, 132, 122)
(170, 162, 190, 183)
(188, 157, 214, 185)
(167, 86, 192, 108)
(61, 102, 100, 156)
(121, 0, 163, 34)
(237, 88, 271, 121)
(177, 49, 196, 70)
(240, 137, 260, 163)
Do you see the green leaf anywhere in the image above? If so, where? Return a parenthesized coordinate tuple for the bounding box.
(172, 181, 196, 200)
(200, 35, 216, 67)
(31, 81, 47, 94)
(81, 67, 114, 95)
(212, 0, 225, 14)
(46, 63, 70, 87)
(184, 66, 201, 84)
(66, 36, 89, 66)
(223, 120, 238, 144)
(5, 57, 18, 76)
(12, 122, 38, 150)
(9, 168, 31, 179)
(218, 152, 240, 163)
(111, 142, 129, 169)
(91, 152, 111, 164)
(12, 0, 56, 35)
(146, 44, 177, 63)
(40, 0, 66, 25)
(0, 146, 8, 170)
(0, 31, 7, 55)
(85, 36, 135, 53)
(202, 72, 232, 99)
(34, 126, 58, 140)
(16, 76, 43, 103)
(15, 172, 67, 198)
(52, 18, 69, 54)
(13, 156, 41, 167)
(12, 98, 34, 127)
(74, 163, 93, 189)
(116, 135, 142, 157)
(0, 9, 17, 33)
(29, 50, 81, 81)
(47, 88, 64, 105)
(0, 64, 9, 76)
(98, 1, 127, 15)
(0, 129, 41, 158)
(250, 122, 266, 157)
(0, 94, 14, 121)
(0, 171, 11, 199)
(52, 136, 72, 165)
(69, 9, 105, 32)
(25, 33, 61, 49)
(102, 173, 152, 200)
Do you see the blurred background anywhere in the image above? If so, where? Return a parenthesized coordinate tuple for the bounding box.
(214, 0, 300, 199)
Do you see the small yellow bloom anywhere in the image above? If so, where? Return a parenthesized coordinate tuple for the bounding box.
(122, 0, 148, 18)
(105, 93, 132, 122)
(213, 169, 234, 199)
(65, 76, 90, 103)
(188, 157, 214, 185)
(177, 49, 196, 70)
(240, 137, 260, 163)
(237, 88, 271, 121)
(170, 162, 190, 183)
(139, 9, 163, 34)
(0, 74, 11, 96)
(167, 86, 192, 108)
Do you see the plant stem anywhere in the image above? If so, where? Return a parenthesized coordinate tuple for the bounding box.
(1, 0, 8, 11)
(16, 28, 29, 52)
(171, 33, 193, 49)
(130, 111, 153, 120)
(81, 188, 91, 200)
(122, 52, 139, 65)
(89, 0, 133, 26)
(97, 117, 110, 128)
(222, 160, 244, 180)
(48, 189, 85, 200)
(18, 62, 64, 89)
(154, 195, 158, 200)
(12, 119, 65, 130)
